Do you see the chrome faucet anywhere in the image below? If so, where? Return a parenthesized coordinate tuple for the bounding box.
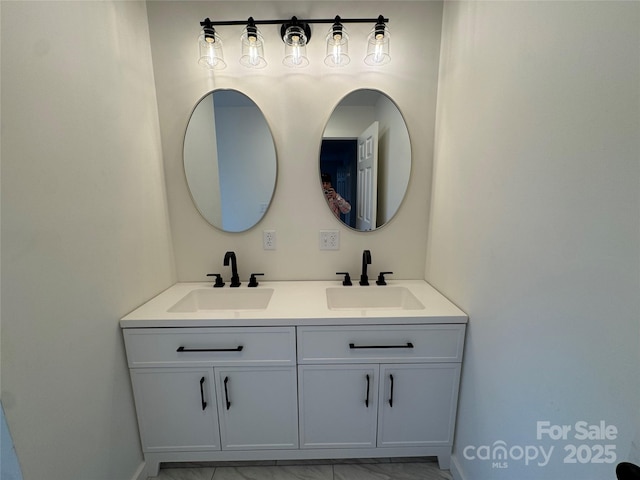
(360, 249, 372, 286)
(224, 251, 241, 287)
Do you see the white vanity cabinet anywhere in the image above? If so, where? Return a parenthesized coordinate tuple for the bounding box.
(129, 367, 220, 453)
(376, 363, 462, 447)
(297, 324, 465, 468)
(123, 326, 298, 474)
(214, 366, 298, 450)
(298, 364, 380, 448)
(120, 281, 468, 476)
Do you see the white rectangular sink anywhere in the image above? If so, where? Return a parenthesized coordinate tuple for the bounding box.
(168, 288, 274, 313)
(326, 287, 425, 310)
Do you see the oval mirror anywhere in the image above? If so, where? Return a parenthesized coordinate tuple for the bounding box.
(184, 89, 277, 232)
(320, 89, 411, 231)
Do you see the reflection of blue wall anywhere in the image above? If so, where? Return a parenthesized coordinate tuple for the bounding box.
(1, 403, 24, 480)
(320, 140, 357, 228)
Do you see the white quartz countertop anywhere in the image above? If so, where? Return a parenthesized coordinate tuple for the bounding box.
(120, 280, 467, 328)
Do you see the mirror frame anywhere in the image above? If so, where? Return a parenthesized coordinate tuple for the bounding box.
(183, 89, 278, 233)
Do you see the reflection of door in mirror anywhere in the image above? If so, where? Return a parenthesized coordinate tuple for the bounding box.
(356, 121, 378, 231)
(320, 89, 411, 231)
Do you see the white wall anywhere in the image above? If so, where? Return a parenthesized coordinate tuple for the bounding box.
(146, 1, 443, 282)
(428, 2, 640, 479)
(1, 2, 175, 480)
(324, 105, 376, 138)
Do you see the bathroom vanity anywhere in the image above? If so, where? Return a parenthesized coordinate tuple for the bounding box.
(120, 281, 467, 476)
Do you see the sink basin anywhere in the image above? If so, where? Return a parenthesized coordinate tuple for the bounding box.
(168, 288, 274, 312)
(326, 287, 425, 310)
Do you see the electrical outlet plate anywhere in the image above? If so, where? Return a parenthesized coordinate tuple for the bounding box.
(263, 230, 276, 250)
(320, 230, 340, 250)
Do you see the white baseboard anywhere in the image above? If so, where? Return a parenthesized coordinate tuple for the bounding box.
(130, 461, 148, 480)
(450, 453, 467, 480)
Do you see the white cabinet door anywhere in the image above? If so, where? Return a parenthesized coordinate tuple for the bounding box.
(215, 367, 298, 450)
(377, 363, 461, 447)
(130, 368, 220, 452)
(298, 364, 378, 448)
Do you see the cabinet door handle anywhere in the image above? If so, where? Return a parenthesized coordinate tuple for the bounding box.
(177, 346, 243, 353)
(349, 342, 414, 350)
(365, 374, 370, 408)
(199, 377, 207, 411)
(389, 374, 394, 408)
(223, 376, 231, 410)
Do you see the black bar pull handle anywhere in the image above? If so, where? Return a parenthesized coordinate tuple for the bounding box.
(199, 377, 207, 411)
(349, 342, 414, 350)
(389, 374, 394, 408)
(365, 374, 370, 408)
(177, 345, 244, 353)
(223, 376, 231, 410)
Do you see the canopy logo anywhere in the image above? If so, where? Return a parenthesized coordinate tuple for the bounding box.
(463, 441, 553, 468)
(462, 421, 618, 469)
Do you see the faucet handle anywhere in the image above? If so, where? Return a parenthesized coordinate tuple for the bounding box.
(248, 273, 264, 288)
(376, 271, 393, 286)
(207, 273, 225, 288)
(336, 272, 352, 286)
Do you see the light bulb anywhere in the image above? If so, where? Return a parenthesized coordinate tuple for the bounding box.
(374, 34, 384, 63)
(291, 36, 302, 65)
(332, 38, 342, 64)
(249, 37, 259, 65)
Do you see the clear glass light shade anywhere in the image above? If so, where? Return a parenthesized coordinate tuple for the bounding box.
(364, 25, 391, 66)
(324, 27, 350, 67)
(198, 30, 226, 70)
(282, 25, 309, 68)
(240, 27, 267, 69)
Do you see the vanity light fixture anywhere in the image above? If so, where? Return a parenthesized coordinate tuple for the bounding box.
(198, 15, 388, 70)
(198, 18, 226, 70)
(240, 17, 267, 69)
(324, 16, 350, 67)
(364, 15, 391, 66)
(281, 17, 311, 68)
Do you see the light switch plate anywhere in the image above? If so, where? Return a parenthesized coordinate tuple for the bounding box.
(320, 230, 340, 250)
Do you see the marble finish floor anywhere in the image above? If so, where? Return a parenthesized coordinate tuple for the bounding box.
(148, 457, 452, 480)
